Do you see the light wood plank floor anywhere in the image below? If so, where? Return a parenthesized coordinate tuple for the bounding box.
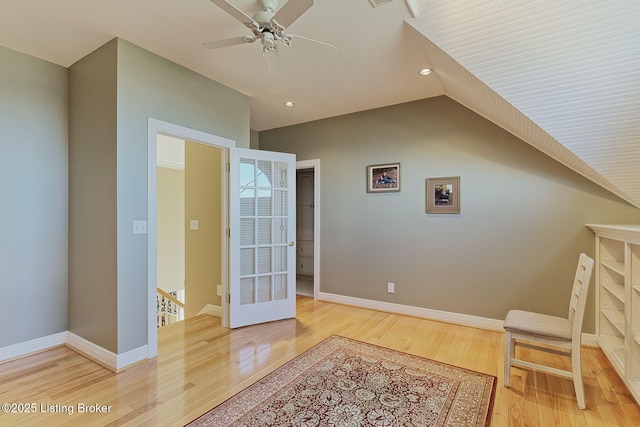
(1, 296, 639, 426)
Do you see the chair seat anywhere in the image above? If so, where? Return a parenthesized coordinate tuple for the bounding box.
(504, 309, 572, 341)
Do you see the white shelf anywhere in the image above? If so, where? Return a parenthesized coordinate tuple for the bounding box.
(589, 225, 640, 405)
(602, 260, 626, 277)
(600, 335, 625, 366)
(602, 282, 625, 303)
(601, 309, 625, 336)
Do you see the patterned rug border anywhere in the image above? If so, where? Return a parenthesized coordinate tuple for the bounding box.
(186, 335, 497, 427)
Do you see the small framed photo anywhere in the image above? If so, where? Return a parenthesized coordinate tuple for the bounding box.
(367, 163, 401, 193)
(426, 176, 460, 214)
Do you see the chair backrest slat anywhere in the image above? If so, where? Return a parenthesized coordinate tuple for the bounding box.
(568, 254, 594, 338)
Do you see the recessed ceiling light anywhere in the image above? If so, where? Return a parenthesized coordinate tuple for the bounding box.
(284, 101, 295, 107)
(419, 68, 433, 76)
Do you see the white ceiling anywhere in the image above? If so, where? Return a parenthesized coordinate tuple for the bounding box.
(1, 0, 638, 208)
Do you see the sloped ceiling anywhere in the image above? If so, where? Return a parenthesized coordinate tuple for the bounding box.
(0, 0, 638, 208)
(408, 0, 640, 208)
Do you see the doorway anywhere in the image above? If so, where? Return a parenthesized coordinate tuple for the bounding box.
(296, 160, 320, 299)
(156, 135, 225, 325)
(147, 119, 234, 358)
(148, 119, 301, 357)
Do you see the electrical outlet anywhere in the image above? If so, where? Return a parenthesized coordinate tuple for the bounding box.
(387, 282, 395, 293)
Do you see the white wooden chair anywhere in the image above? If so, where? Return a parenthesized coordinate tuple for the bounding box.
(503, 253, 594, 409)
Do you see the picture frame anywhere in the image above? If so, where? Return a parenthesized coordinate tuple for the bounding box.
(367, 163, 401, 193)
(426, 176, 460, 214)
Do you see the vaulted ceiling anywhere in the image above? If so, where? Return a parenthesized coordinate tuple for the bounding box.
(1, 0, 638, 207)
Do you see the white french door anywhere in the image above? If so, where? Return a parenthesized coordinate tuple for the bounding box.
(228, 148, 296, 328)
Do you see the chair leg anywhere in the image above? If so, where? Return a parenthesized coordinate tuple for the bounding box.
(504, 331, 514, 387)
(572, 344, 586, 409)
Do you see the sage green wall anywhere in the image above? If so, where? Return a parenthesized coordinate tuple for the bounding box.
(0, 46, 69, 348)
(259, 96, 640, 332)
(250, 129, 260, 149)
(115, 39, 249, 352)
(68, 40, 119, 351)
(66, 38, 250, 354)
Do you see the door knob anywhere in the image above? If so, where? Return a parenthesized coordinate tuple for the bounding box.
(289, 241, 295, 247)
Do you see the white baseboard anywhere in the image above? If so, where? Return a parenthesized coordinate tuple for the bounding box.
(0, 300, 601, 367)
(66, 332, 118, 371)
(318, 292, 600, 348)
(65, 332, 147, 372)
(319, 292, 505, 331)
(0, 332, 146, 370)
(197, 304, 222, 318)
(581, 333, 598, 348)
(0, 332, 67, 363)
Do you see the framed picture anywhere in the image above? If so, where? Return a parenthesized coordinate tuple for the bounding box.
(426, 176, 460, 214)
(367, 163, 401, 193)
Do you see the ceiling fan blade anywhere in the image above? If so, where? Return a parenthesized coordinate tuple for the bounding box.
(209, 0, 257, 27)
(203, 36, 256, 49)
(271, 0, 314, 29)
(285, 34, 337, 53)
(264, 48, 280, 74)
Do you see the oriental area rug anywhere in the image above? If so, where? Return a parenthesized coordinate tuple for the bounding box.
(186, 335, 496, 427)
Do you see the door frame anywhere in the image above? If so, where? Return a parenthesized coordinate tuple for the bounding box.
(296, 159, 320, 299)
(147, 118, 235, 358)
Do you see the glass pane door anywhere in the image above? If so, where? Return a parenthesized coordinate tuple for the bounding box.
(229, 148, 296, 328)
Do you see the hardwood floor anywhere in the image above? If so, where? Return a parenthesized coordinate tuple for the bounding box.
(1, 296, 639, 426)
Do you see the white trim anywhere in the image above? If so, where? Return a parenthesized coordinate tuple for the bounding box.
(0, 332, 66, 363)
(318, 292, 504, 331)
(0, 326, 601, 367)
(156, 159, 185, 170)
(318, 292, 601, 347)
(296, 159, 320, 300)
(147, 118, 235, 358)
(66, 332, 147, 372)
(581, 333, 598, 348)
(197, 304, 222, 318)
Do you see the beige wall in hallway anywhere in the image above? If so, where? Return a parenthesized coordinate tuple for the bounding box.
(157, 167, 185, 293)
(185, 141, 223, 317)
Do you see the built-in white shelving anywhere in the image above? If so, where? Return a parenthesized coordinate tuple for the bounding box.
(588, 224, 640, 405)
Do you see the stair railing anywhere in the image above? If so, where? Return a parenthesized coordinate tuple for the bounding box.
(157, 288, 185, 327)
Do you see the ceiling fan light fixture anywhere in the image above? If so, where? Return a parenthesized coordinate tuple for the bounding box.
(419, 68, 433, 76)
(284, 101, 295, 107)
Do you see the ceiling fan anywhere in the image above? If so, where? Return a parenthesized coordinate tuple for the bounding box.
(204, 0, 337, 74)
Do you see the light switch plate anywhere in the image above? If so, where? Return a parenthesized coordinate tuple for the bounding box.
(190, 220, 199, 230)
(133, 220, 147, 234)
